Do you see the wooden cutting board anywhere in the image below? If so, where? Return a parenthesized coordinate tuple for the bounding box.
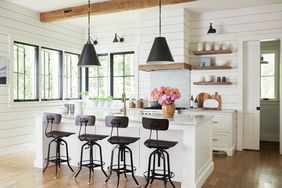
(197, 93, 210, 108)
(211, 92, 222, 110)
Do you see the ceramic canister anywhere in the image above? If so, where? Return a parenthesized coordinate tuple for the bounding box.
(205, 42, 211, 51)
(197, 42, 204, 51)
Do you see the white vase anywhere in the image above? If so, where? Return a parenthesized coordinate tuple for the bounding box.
(205, 42, 211, 51)
(197, 42, 204, 51)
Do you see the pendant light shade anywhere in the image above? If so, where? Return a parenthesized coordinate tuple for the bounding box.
(146, 0, 174, 63)
(78, 0, 100, 67)
(78, 43, 100, 67)
(207, 23, 216, 34)
(147, 37, 174, 62)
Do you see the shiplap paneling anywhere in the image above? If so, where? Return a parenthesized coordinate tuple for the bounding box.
(0, 0, 83, 156)
(189, 3, 282, 110)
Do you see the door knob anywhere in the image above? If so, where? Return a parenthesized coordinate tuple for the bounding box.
(256, 107, 260, 110)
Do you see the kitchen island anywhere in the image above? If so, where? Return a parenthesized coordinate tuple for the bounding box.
(34, 112, 214, 188)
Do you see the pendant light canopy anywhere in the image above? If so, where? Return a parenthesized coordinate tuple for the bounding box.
(78, 0, 100, 67)
(146, 0, 174, 63)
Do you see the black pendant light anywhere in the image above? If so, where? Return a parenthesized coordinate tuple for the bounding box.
(78, 0, 100, 67)
(207, 23, 216, 34)
(146, 0, 174, 63)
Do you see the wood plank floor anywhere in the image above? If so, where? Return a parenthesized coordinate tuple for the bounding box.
(0, 142, 281, 188)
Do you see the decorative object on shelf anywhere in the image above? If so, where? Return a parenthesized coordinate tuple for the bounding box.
(0, 56, 7, 85)
(207, 23, 216, 34)
(216, 77, 221, 82)
(151, 86, 181, 118)
(113, 33, 124, 43)
(194, 98, 198, 109)
(205, 42, 211, 51)
(105, 96, 113, 107)
(197, 42, 204, 51)
(200, 57, 211, 67)
(204, 75, 212, 82)
(214, 42, 220, 51)
(78, 0, 100, 67)
(222, 76, 227, 82)
(222, 43, 228, 50)
(146, 0, 174, 63)
(260, 56, 268, 64)
(215, 59, 226, 66)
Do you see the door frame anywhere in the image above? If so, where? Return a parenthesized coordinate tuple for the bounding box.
(237, 33, 282, 154)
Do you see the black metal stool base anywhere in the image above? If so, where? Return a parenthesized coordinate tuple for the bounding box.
(105, 145, 140, 187)
(43, 138, 74, 178)
(75, 141, 108, 184)
(144, 149, 176, 188)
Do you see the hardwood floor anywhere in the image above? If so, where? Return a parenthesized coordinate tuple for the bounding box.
(0, 142, 281, 188)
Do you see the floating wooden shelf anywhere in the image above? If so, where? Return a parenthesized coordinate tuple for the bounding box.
(193, 49, 232, 55)
(193, 81, 232, 85)
(192, 65, 232, 70)
(139, 63, 192, 72)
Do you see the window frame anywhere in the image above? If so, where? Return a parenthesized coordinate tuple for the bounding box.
(13, 41, 39, 102)
(110, 51, 135, 100)
(63, 52, 82, 100)
(260, 49, 280, 101)
(40, 47, 63, 101)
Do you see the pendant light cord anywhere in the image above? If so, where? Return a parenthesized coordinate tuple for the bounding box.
(159, 0, 162, 37)
(88, 0, 91, 43)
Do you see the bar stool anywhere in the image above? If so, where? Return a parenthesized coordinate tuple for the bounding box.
(142, 117, 178, 188)
(75, 115, 109, 184)
(104, 115, 140, 187)
(42, 112, 75, 178)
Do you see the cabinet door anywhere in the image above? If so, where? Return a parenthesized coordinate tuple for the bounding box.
(211, 115, 230, 132)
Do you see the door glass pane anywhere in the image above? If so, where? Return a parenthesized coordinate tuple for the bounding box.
(261, 53, 275, 76)
(261, 77, 275, 99)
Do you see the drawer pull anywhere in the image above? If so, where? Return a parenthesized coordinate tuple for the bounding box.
(213, 139, 218, 141)
(212, 121, 219, 124)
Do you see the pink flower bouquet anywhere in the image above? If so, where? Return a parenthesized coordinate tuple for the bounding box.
(151, 86, 181, 105)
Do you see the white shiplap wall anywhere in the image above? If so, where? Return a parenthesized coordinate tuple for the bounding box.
(0, 0, 84, 155)
(91, 6, 189, 101)
(139, 6, 188, 100)
(189, 3, 282, 110)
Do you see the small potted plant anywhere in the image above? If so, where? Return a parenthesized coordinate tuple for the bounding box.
(105, 96, 113, 107)
(99, 97, 105, 107)
(92, 97, 100, 107)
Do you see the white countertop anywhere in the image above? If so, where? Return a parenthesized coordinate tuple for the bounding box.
(62, 112, 213, 127)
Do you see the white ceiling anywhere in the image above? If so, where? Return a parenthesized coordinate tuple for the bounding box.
(6, 0, 110, 12)
(5, 0, 282, 27)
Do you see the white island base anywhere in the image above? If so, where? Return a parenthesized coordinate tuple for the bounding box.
(34, 113, 214, 188)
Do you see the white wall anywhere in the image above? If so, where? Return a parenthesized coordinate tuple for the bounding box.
(0, 0, 84, 156)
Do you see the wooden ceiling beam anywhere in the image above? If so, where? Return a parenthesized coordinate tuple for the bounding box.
(40, 0, 195, 22)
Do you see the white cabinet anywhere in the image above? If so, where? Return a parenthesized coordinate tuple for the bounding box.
(183, 110, 237, 156)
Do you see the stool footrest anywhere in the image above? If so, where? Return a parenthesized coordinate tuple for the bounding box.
(45, 156, 71, 164)
(143, 169, 175, 180)
(107, 164, 137, 174)
(78, 160, 105, 169)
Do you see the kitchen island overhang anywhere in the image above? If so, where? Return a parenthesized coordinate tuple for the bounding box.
(34, 113, 214, 188)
